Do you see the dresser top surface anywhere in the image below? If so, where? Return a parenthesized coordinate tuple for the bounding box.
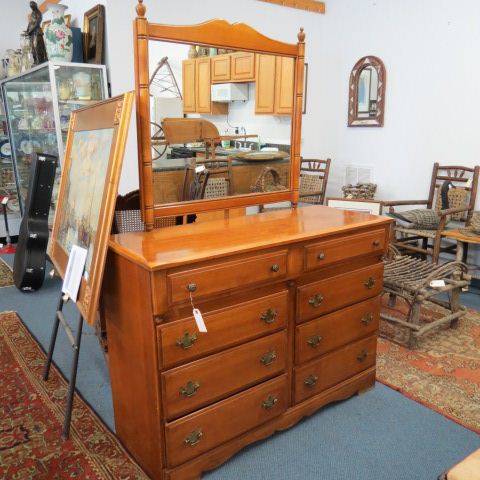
(109, 205, 392, 270)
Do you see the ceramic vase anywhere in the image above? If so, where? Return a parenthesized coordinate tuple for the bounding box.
(44, 4, 73, 62)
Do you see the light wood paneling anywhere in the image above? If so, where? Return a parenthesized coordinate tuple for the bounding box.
(182, 59, 196, 113)
(255, 54, 276, 114)
(275, 56, 295, 115)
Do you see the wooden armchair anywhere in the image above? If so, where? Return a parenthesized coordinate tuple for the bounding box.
(299, 158, 331, 204)
(384, 163, 479, 263)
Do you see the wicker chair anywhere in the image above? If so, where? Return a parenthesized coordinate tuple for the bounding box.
(381, 245, 470, 349)
(260, 158, 331, 211)
(384, 163, 479, 263)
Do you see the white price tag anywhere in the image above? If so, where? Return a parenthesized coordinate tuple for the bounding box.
(62, 245, 88, 302)
(466, 177, 473, 188)
(193, 308, 207, 333)
(195, 165, 206, 173)
(1, 197, 8, 205)
(430, 279, 446, 288)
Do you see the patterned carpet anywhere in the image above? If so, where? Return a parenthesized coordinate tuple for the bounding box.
(0, 311, 148, 479)
(377, 299, 480, 433)
(0, 258, 13, 288)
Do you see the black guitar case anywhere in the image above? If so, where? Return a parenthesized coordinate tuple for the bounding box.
(13, 153, 58, 291)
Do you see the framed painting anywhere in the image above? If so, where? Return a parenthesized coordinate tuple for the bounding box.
(83, 4, 105, 64)
(48, 92, 134, 325)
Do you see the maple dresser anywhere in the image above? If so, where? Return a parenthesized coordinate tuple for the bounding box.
(103, 205, 391, 480)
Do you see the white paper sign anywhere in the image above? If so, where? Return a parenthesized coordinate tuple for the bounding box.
(62, 245, 88, 302)
(195, 165, 206, 173)
(193, 308, 207, 332)
(1, 197, 8, 205)
(430, 279, 446, 288)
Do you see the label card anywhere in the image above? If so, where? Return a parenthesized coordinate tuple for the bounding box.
(193, 308, 207, 332)
(62, 245, 88, 302)
(430, 279, 446, 288)
(1, 197, 8, 205)
(195, 165, 206, 173)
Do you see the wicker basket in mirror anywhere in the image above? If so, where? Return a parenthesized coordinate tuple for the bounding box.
(461, 211, 480, 237)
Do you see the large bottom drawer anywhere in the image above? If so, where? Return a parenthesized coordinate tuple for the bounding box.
(165, 374, 288, 467)
(294, 335, 377, 403)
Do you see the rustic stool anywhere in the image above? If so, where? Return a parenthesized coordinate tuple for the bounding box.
(381, 246, 470, 348)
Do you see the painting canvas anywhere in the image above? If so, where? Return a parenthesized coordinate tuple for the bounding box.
(56, 129, 114, 279)
(49, 92, 134, 326)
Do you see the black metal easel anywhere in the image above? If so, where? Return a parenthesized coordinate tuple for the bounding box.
(43, 291, 84, 439)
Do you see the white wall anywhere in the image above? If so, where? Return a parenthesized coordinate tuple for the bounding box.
(0, 1, 29, 58)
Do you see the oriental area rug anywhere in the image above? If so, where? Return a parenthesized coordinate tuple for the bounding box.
(377, 298, 480, 433)
(0, 258, 14, 288)
(0, 311, 148, 479)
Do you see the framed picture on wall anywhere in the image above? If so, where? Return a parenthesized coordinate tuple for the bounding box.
(326, 197, 383, 215)
(48, 92, 134, 326)
(83, 4, 105, 64)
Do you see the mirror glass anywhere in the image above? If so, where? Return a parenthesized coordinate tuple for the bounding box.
(356, 66, 378, 118)
(148, 40, 293, 206)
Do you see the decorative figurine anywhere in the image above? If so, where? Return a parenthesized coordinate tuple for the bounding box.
(26, 1, 48, 65)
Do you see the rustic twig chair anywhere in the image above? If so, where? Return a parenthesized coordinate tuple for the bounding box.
(381, 245, 470, 349)
(384, 163, 479, 263)
(299, 158, 331, 205)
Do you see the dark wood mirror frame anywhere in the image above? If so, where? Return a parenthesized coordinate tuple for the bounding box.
(348, 55, 386, 127)
(133, 0, 305, 231)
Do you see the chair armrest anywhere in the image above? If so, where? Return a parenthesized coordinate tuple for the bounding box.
(382, 199, 429, 207)
(438, 206, 470, 217)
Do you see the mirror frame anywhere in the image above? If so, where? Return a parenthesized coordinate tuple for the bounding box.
(133, 0, 305, 231)
(348, 55, 386, 127)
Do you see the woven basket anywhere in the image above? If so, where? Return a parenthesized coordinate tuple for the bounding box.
(251, 167, 286, 193)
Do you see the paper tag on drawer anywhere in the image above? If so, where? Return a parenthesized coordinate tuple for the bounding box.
(193, 308, 207, 332)
(430, 280, 446, 288)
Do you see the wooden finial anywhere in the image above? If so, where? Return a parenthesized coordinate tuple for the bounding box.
(298, 27, 305, 42)
(136, 0, 146, 17)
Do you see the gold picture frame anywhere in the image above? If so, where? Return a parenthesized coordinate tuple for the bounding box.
(83, 4, 105, 64)
(42, 14, 71, 32)
(48, 92, 134, 326)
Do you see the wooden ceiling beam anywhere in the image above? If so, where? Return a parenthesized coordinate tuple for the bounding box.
(38, 0, 60, 14)
(257, 0, 325, 14)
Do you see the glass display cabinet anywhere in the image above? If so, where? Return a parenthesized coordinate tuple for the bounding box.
(0, 62, 108, 223)
(0, 96, 20, 237)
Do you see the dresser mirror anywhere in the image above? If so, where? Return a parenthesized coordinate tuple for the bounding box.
(134, 1, 305, 230)
(348, 56, 386, 127)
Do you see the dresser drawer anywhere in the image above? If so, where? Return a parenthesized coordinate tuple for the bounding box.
(297, 263, 383, 323)
(158, 290, 288, 369)
(304, 228, 385, 271)
(167, 250, 287, 304)
(294, 335, 377, 403)
(296, 297, 380, 364)
(165, 374, 288, 467)
(162, 331, 287, 420)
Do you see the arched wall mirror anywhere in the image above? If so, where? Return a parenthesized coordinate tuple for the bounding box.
(348, 55, 386, 127)
(133, 1, 305, 230)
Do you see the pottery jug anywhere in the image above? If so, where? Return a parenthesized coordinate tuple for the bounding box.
(44, 4, 73, 62)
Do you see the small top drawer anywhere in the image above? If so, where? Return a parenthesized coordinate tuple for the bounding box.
(167, 250, 287, 304)
(304, 228, 385, 271)
(158, 290, 289, 369)
(297, 263, 383, 323)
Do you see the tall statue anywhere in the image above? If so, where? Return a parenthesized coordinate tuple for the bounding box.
(26, 1, 48, 65)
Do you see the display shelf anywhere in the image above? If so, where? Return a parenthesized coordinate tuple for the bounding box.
(0, 62, 108, 222)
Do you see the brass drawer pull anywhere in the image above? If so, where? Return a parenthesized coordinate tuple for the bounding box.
(304, 374, 318, 387)
(361, 312, 374, 326)
(187, 283, 197, 293)
(271, 264, 280, 273)
(260, 350, 277, 366)
(307, 334, 322, 348)
(356, 350, 368, 362)
(262, 395, 278, 410)
(176, 332, 198, 350)
(184, 429, 203, 446)
(317, 252, 326, 260)
(364, 277, 376, 289)
(308, 294, 324, 308)
(260, 308, 278, 324)
(373, 239, 381, 247)
(179, 380, 200, 398)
